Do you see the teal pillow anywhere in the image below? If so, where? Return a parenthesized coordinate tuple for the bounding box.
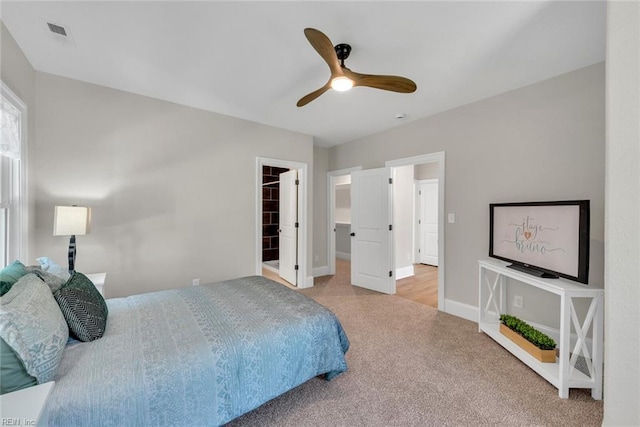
(54, 272, 108, 342)
(0, 337, 37, 394)
(0, 261, 28, 296)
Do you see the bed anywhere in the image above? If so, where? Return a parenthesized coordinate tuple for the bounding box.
(43, 275, 349, 426)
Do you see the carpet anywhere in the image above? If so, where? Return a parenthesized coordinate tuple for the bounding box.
(228, 261, 603, 426)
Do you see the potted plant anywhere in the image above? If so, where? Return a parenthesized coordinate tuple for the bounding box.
(499, 314, 557, 363)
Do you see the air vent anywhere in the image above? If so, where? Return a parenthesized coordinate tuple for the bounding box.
(47, 22, 67, 37)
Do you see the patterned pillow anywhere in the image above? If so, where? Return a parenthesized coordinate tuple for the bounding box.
(54, 272, 108, 342)
(0, 274, 69, 384)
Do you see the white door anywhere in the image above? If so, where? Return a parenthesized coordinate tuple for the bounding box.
(279, 169, 298, 285)
(351, 167, 395, 294)
(419, 179, 439, 266)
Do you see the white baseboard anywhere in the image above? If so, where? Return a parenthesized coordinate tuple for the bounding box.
(444, 299, 478, 323)
(336, 251, 351, 260)
(262, 263, 278, 274)
(395, 265, 414, 280)
(312, 266, 329, 277)
(297, 275, 313, 289)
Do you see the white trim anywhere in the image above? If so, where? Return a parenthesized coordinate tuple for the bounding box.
(386, 152, 446, 311)
(444, 299, 478, 322)
(262, 262, 278, 274)
(0, 81, 28, 264)
(327, 166, 363, 275)
(304, 275, 314, 287)
(255, 157, 310, 288)
(312, 266, 329, 277)
(396, 265, 414, 280)
(336, 251, 351, 260)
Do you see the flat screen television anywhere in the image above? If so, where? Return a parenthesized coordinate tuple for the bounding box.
(489, 200, 590, 284)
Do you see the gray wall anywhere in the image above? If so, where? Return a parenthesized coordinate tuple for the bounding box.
(603, 1, 640, 423)
(33, 72, 314, 297)
(335, 223, 351, 258)
(0, 22, 37, 260)
(327, 63, 605, 315)
(415, 162, 439, 180)
(393, 164, 414, 273)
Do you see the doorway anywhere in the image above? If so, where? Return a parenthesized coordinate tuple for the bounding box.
(256, 157, 309, 288)
(261, 165, 290, 275)
(387, 152, 445, 310)
(325, 152, 445, 309)
(327, 167, 362, 276)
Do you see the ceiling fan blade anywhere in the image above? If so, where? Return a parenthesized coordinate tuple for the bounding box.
(304, 28, 342, 77)
(296, 81, 332, 107)
(344, 69, 417, 93)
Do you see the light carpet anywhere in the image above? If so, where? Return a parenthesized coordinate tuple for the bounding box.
(228, 261, 603, 426)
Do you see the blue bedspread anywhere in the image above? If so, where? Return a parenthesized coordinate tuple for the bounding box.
(46, 276, 349, 426)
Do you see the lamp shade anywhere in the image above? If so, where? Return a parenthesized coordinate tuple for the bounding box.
(53, 206, 91, 236)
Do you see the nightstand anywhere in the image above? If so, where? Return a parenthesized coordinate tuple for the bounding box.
(86, 272, 107, 297)
(0, 381, 55, 426)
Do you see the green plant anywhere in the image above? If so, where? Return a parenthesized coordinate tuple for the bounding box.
(500, 314, 557, 350)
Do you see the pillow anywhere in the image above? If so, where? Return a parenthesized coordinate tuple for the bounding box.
(25, 266, 67, 293)
(0, 337, 37, 394)
(0, 274, 68, 385)
(36, 257, 71, 281)
(54, 272, 108, 342)
(0, 260, 28, 296)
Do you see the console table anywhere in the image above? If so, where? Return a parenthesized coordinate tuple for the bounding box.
(478, 259, 603, 399)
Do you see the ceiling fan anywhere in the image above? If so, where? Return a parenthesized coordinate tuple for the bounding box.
(296, 28, 417, 107)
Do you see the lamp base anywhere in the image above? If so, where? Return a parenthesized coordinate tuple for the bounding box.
(68, 235, 76, 273)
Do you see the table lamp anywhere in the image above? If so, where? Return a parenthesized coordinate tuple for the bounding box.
(53, 205, 91, 273)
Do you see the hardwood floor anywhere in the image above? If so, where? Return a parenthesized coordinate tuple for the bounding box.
(262, 259, 438, 309)
(396, 263, 439, 308)
(261, 266, 296, 288)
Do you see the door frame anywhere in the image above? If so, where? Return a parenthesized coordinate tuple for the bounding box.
(255, 157, 310, 288)
(327, 166, 363, 275)
(386, 152, 445, 310)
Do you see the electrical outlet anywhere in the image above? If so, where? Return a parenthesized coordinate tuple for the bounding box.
(514, 295, 524, 309)
(192, 278, 200, 287)
(448, 213, 455, 223)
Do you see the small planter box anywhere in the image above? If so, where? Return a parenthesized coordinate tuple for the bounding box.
(500, 323, 556, 363)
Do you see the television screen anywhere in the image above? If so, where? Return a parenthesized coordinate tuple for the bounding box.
(489, 200, 590, 283)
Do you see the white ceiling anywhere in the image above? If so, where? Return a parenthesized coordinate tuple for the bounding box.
(1, 1, 606, 147)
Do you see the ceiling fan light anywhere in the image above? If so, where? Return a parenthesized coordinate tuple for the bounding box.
(331, 76, 354, 92)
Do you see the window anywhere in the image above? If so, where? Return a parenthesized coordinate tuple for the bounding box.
(0, 82, 27, 267)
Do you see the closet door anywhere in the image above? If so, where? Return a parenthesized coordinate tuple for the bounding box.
(279, 169, 298, 285)
(419, 179, 439, 266)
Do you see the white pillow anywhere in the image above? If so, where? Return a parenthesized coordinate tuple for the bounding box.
(0, 274, 69, 383)
(36, 256, 71, 281)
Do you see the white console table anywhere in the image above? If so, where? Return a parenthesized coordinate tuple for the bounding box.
(478, 259, 603, 399)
